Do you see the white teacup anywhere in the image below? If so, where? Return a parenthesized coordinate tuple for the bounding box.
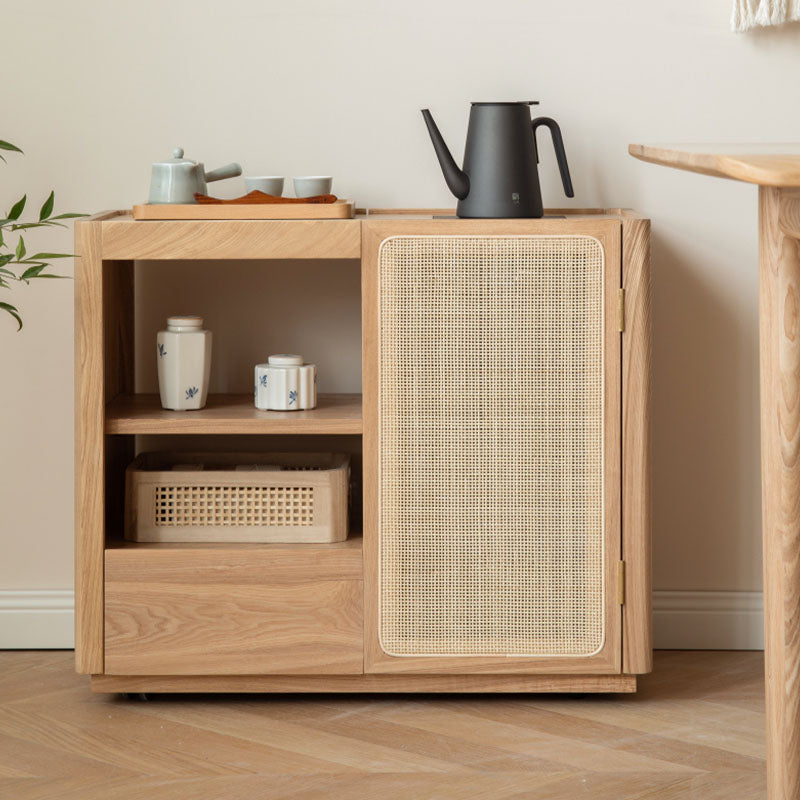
(293, 176, 333, 198)
(244, 176, 284, 196)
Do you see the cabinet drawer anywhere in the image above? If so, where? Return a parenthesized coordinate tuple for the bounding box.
(104, 546, 363, 675)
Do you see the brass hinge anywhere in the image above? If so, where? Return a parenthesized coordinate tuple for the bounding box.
(618, 288, 625, 333)
(618, 561, 626, 605)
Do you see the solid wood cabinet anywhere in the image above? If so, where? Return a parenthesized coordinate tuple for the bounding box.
(75, 208, 650, 693)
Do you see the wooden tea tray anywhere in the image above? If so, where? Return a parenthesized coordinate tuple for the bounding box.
(132, 199, 354, 220)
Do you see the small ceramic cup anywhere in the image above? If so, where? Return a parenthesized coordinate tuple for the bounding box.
(244, 176, 284, 196)
(293, 176, 333, 198)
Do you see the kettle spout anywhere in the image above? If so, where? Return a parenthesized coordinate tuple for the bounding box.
(421, 109, 469, 200)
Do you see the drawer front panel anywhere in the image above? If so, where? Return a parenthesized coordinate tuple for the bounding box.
(104, 551, 363, 675)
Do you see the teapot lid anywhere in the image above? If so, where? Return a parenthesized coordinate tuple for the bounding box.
(153, 147, 196, 166)
(471, 100, 539, 106)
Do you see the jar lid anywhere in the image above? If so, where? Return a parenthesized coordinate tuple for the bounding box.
(268, 353, 303, 366)
(168, 315, 203, 328)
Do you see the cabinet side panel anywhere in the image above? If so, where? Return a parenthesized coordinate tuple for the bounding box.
(103, 260, 135, 552)
(362, 224, 383, 674)
(74, 223, 105, 673)
(621, 215, 653, 674)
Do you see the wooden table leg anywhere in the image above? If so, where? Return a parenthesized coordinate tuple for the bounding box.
(759, 186, 800, 800)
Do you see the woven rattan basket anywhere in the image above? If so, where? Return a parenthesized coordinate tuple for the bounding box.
(125, 452, 349, 543)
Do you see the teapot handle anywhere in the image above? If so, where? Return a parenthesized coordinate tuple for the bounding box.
(531, 117, 574, 198)
(204, 162, 242, 183)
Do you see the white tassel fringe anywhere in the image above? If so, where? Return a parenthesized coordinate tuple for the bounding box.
(732, 0, 800, 31)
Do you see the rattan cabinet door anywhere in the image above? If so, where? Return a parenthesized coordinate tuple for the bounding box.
(362, 220, 622, 674)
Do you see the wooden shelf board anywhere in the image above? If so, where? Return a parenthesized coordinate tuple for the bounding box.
(105, 393, 362, 434)
(106, 531, 363, 552)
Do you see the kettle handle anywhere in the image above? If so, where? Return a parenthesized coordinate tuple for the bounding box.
(204, 162, 242, 183)
(531, 117, 574, 198)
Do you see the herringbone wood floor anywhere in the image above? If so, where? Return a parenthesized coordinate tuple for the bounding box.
(0, 651, 764, 800)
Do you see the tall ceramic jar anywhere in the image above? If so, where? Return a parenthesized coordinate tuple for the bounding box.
(157, 316, 212, 410)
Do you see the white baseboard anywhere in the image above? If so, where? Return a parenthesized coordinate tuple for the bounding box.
(0, 589, 765, 651)
(0, 590, 74, 649)
(654, 590, 764, 650)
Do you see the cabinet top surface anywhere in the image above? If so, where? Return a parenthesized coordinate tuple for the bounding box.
(84, 208, 644, 225)
(79, 209, 646, 260)
(629, 143, 800, 186)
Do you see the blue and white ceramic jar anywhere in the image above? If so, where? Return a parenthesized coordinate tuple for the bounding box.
(157, 316, 212, 410)
(255, 354, 316, 411)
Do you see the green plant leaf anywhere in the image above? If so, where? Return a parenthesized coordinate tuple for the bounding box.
(15, 237, 25, 261)
(9, 222, 49, 231)
(38, 191, 54, 221)
(0, 254, 11, 267)
(29, 273, 67, 279)
(0, 301, 22, 330)
(36, 220, 67, 229)
(27, 252, 73, 260)
(8, 195, 26, 221)
(20, 264, 47, 280)
(49, 212, 86, 220)
(0, 141, 23, 164)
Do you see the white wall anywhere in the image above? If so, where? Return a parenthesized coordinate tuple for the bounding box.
(2, 0, 793, 647)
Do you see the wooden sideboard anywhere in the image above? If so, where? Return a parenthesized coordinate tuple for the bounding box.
(75, 208, 651, 693)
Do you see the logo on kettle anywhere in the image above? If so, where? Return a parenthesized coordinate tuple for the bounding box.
(512, 192, 520, 205)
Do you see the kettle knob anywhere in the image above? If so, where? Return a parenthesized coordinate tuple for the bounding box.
(173, 147, 184, 159)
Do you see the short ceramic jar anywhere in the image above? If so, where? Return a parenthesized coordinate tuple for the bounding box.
(255, 354, 316, 411)
(157, 316, 212, 410)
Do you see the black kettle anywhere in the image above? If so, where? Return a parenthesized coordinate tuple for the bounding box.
(422, 101, 573, 219)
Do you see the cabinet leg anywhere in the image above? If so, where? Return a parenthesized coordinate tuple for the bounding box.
(759, 186, 800, 800)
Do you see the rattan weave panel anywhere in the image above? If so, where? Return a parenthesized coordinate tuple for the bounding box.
(378, 235, 605, 657)
(153, 485, 315, 527)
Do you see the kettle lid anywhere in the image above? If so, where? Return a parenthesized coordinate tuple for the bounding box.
(470, 100, 540, 106)
(153, 147, 196, 166)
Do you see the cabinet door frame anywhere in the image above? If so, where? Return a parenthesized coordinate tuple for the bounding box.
(362, 218, 622, 675)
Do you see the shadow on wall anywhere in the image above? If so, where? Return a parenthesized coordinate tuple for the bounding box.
(745, 18, 800, 42)
(651, 230, 761, 592)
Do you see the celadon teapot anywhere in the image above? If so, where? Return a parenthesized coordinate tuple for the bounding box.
(148, 147, 242, 204)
